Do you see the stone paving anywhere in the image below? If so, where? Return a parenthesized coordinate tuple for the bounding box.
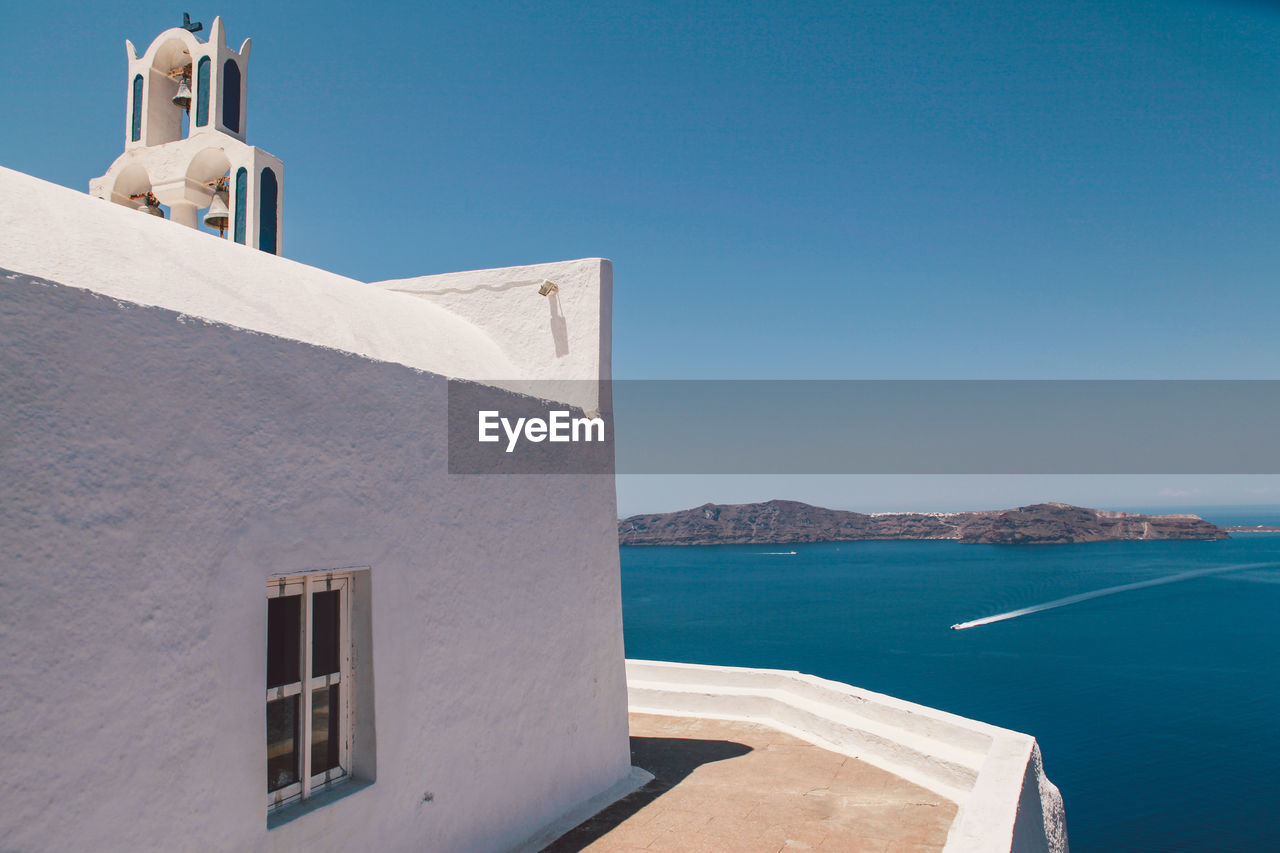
(542, 713, 956, 853)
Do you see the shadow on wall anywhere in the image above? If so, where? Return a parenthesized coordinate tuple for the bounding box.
(548, 291, 568, 357)
(401, 277, 572, 358)
(540, 736, 753, 852)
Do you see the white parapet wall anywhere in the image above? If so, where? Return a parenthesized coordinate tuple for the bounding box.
(371, 258, 613, 416)
(626, 660, 1068, 853)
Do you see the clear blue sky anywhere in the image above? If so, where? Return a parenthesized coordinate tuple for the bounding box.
(4, 1, 1278, 512)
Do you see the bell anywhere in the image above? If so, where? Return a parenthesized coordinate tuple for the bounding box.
(203, 190, 230, 234)
(173, 75, 192, 110)
(137, 193, 164, 217)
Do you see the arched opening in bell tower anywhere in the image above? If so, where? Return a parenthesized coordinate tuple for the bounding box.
(145, 37, 195, 146)
(110, 163, 169, 219)
(187, 148, 233, 238)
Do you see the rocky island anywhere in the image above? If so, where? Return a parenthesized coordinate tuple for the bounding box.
(618, 500, 1228, 546)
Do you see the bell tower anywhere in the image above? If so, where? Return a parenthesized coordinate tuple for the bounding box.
(90, 15, 284, 254)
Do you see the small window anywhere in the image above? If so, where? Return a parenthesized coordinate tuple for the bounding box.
(131, 74, 143, 142)
(195, 57, 210, 127)
(223, 59, 241, 132)
(266, 573, 351, 812)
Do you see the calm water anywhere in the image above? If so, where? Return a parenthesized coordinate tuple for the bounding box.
(620, 513, 1280, 853)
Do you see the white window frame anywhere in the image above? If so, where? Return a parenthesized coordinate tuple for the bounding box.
(266, 571, 352, 812)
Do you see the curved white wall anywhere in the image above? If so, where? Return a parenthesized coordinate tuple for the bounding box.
(626, 660, 1069, 853)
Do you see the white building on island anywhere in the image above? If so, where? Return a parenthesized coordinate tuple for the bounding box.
(0, 16, 1066, 853)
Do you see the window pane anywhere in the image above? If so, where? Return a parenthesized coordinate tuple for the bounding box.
(310, 685, 340, 774)
(267, 595, 301, 688)
(311, 589, 340, 676)
(266, 696, 298, 792)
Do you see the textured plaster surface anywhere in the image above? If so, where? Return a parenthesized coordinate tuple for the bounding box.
(0, 169, 629, 850)
(2, 167, 517, 382)
(543, 713, 956, 853)
(0, 272, 630, 851)
(372, 258, 612, 413)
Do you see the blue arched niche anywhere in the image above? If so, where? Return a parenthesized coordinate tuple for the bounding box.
(222, 59, 241, 132)
(234, 167, 248, 245)
(131, 74, 143, 141)
(259, 167, 278, 254)
(195, 57, 210, 127)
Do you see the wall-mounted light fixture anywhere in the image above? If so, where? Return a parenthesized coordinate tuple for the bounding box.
(538, 280, 559, 297)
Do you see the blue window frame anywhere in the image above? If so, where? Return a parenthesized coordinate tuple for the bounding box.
(131, 74, 143, 141)
(195, 57, 210, 127)
(222, 59, 241, 132)
(234, 167, 248, 245)
(259, 167, 278, 254)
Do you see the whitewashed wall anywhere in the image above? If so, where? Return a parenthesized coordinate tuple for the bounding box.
(372, 259, 613, 415)
(0, 170, 631, 851)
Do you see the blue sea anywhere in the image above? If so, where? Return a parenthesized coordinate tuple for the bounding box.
(619, 508, 1280, 853)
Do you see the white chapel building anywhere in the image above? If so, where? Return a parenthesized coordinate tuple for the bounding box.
(2, 15, 634, 853)
(2, 16, 1068, 853)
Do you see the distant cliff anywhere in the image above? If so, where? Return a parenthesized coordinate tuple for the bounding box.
(618, 500, 1228, 545)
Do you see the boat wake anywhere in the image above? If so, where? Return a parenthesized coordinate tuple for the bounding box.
(760, 551, 798, 555)
(950, 561, 1279, 630)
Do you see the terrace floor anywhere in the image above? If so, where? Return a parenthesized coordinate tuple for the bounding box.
(542, 713, 956, 853)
